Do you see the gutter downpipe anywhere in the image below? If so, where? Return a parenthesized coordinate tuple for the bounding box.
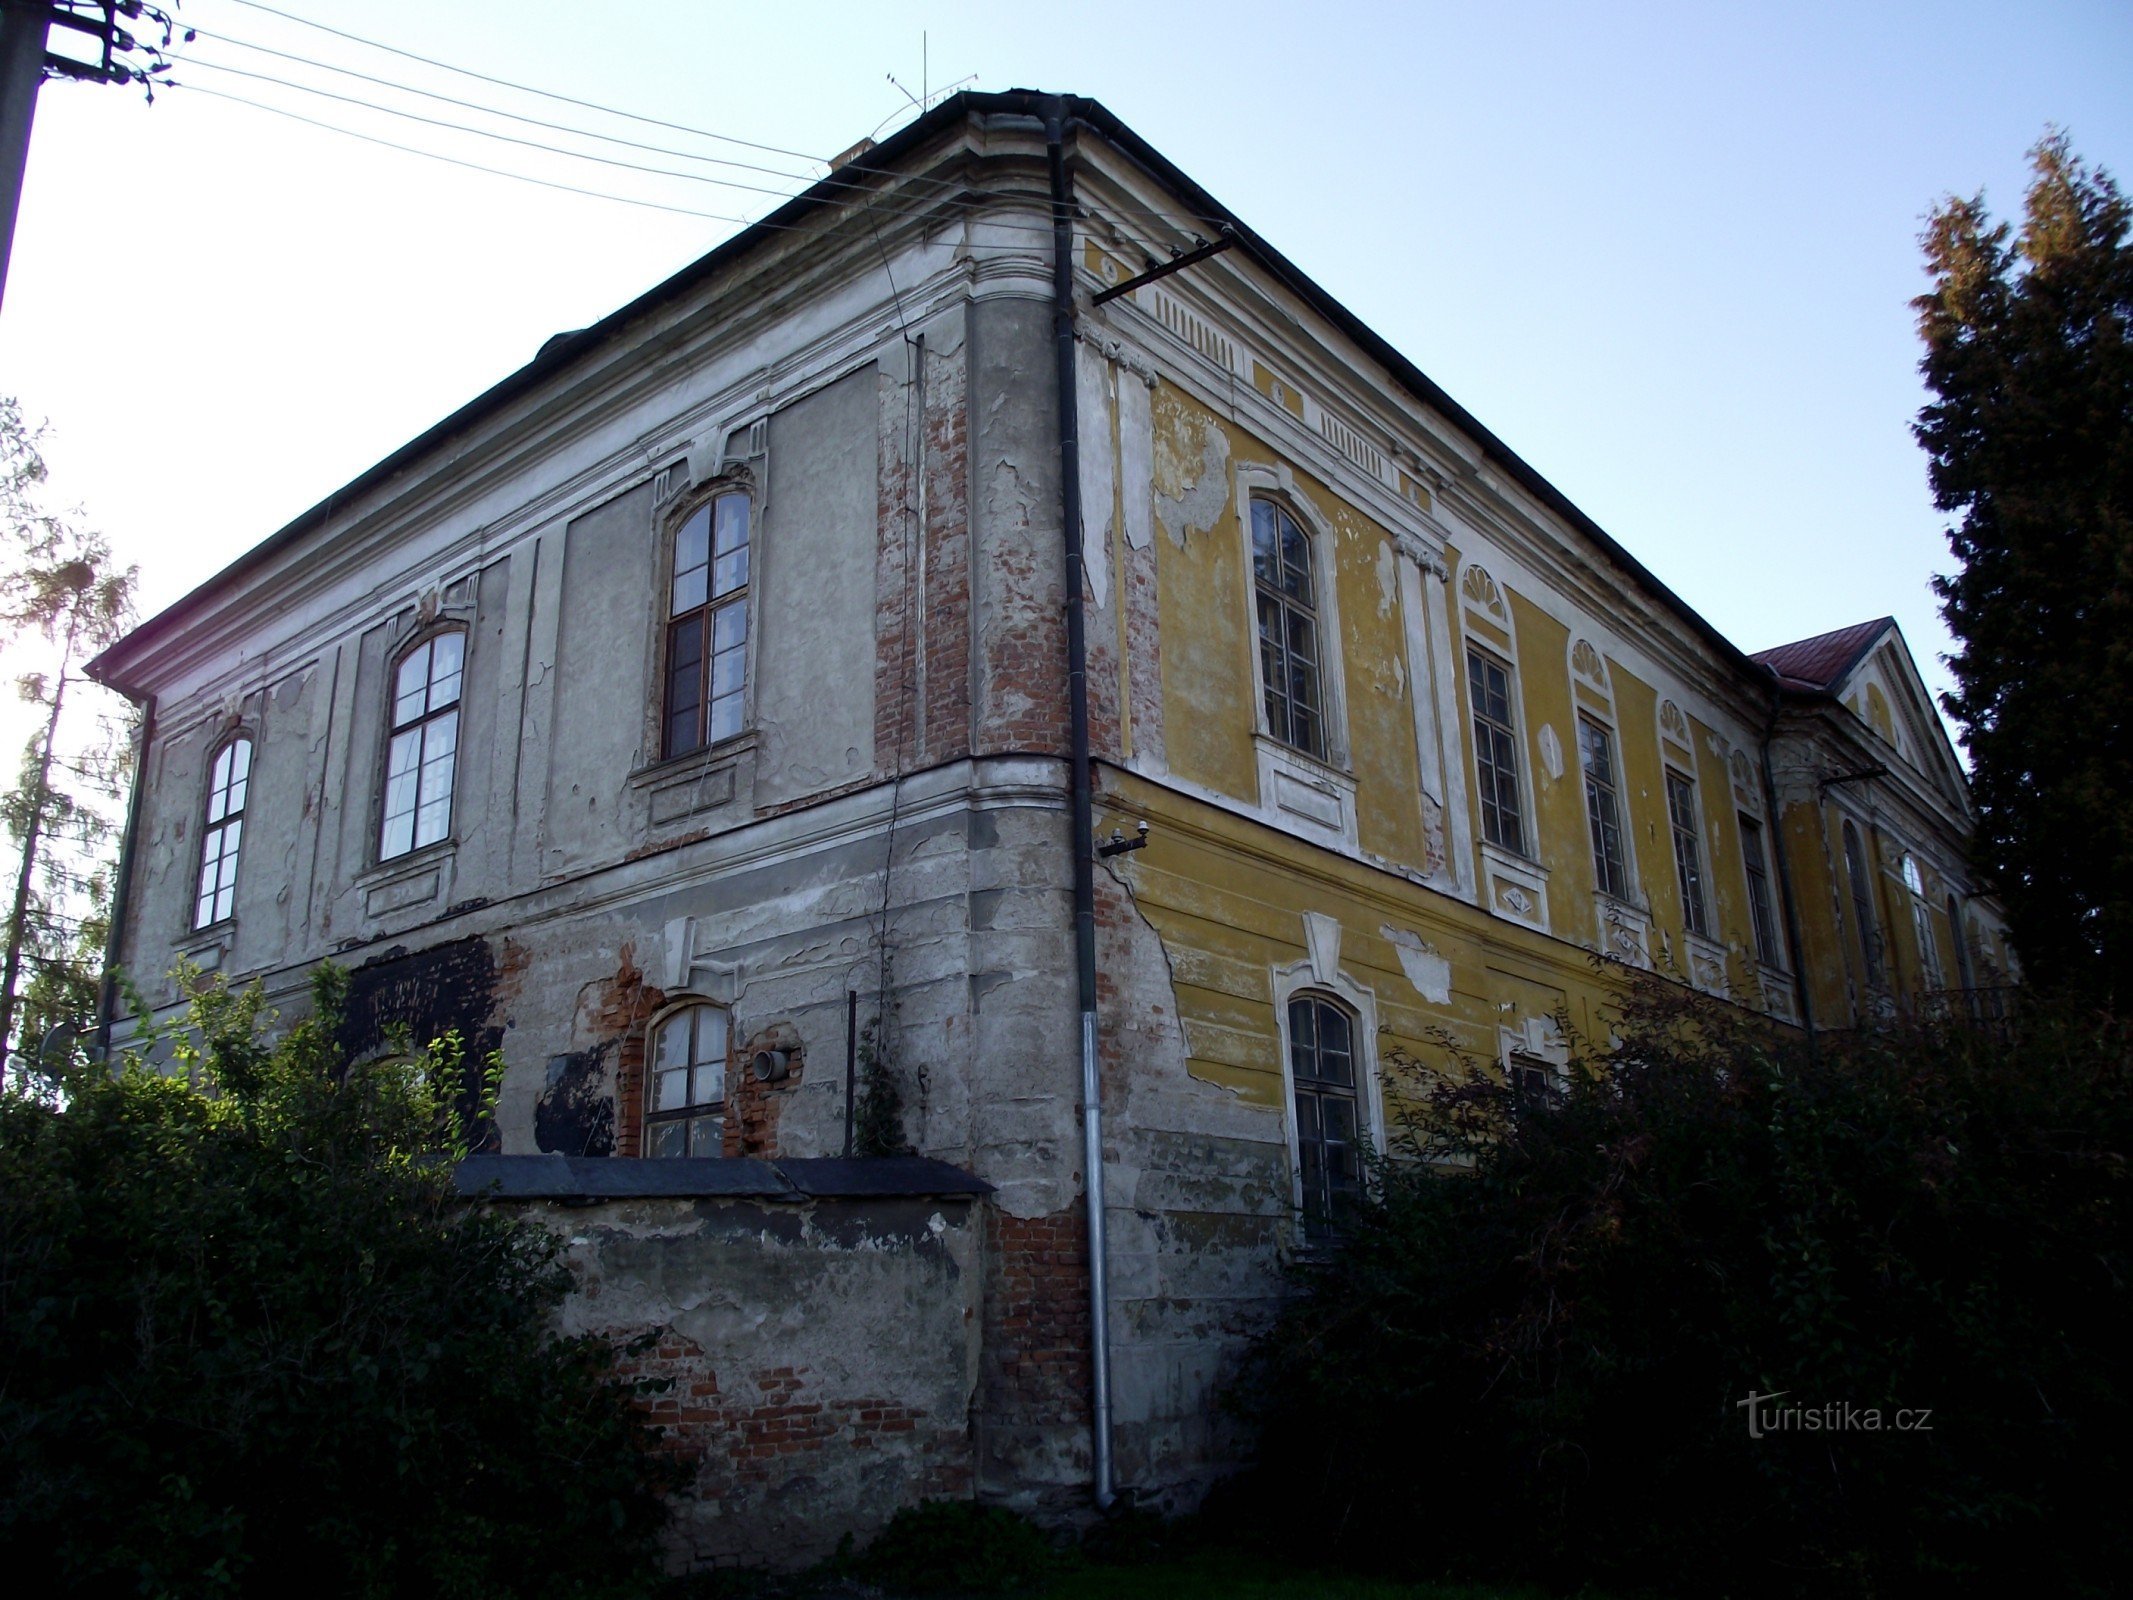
(1045, 94, 1115, 1511)
(94, 688, 154, 1058)
(1759, 692, 1817, 1056)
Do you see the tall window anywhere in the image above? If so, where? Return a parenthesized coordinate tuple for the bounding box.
(1288, 994, 1361, 1239)
(1578, 716, 1630, 899)
(195, 736, 251, 928)
(1665, 769, 1709, 937)
(1843, 821, 1884, 985)
(646, 1003, 728, 1156)
(1947, 894, 1974, 992)
(665, 491, 750, 758)
(381, 631, 463, 860)
(1467, 647, 1524, 853)
(1902, 855, 1945, 989)
(1251, 499, 1324, 759)
(1740, 814, 1780, 967)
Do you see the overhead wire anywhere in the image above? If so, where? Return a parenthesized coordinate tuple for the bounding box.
(173, 54, 832, 204)
(171, 50, 1082, 238)
(169, 82, 1075, 252)
(173, 84, 765, 225)
(169, 75, 1089, 246)
(219, 0, 826, 164)
(179, 22, 822, 185)
(205, 1, 1234, 238)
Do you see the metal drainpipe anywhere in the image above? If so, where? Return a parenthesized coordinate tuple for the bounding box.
(1044, 94, 1114, 1510)
(1759, 697, 1817, 1054)
(94, 689, 154, 1058)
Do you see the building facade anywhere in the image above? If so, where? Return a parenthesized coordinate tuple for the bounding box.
(89, 92, 2011, 1554)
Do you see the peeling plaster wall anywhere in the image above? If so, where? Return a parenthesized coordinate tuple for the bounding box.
(506, 1191, 984, 1571)
(758, 367, 878, 806)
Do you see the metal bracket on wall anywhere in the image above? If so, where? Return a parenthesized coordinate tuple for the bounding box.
(1089, 229, 1236, 306)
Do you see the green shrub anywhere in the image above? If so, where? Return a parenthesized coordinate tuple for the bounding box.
(857, 1499, 1062, 1594)
(1238, 975, 2130, 1598)
(0, 966, 673, 1598)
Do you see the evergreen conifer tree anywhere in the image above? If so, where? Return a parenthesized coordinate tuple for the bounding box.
(1915, 134, 2133, 999)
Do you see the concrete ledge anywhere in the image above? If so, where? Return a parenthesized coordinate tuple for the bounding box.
(454, 1153, 992, 1201)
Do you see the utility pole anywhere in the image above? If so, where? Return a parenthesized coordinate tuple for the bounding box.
(0, 1, 179, 315)
(0, 2, 49, 314)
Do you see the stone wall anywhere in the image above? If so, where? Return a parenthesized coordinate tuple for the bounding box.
(457, 1154, 990, 1573)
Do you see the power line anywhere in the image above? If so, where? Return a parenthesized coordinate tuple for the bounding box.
(172, 80, 1080, 245)
(170, 53, 1082, 242)
(173, 55, 823, 204)
(173, 84, 765, 225)
(207, 2, 1232, 240)
(220, 0, 827, 165)
(180, 22, 820, 187)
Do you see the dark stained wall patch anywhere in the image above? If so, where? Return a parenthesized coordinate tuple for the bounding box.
(339, 935, 505, 1148)
(535, 1047, 616, 1157)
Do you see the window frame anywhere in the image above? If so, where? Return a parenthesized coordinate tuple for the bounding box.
(1249, 496, 1330, 761)
(659, 485, 754, 763)
(1842, 819, 1885, 987)
(1902, 853, 1946, 990)
(1739, 812, 1782, 969)
(379, 627, 466, 863)
(643, 1000, 732, 1157)
(194, 733, 253, 930)
(1664, 766, 1710, 939)
(1466, 644, 1528, 857)
(1577, 713, 1632, 901)
(1284, 991, 1366, 1242)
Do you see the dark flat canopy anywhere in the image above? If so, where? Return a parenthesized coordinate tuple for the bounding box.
(454, 1153, 993, 1201)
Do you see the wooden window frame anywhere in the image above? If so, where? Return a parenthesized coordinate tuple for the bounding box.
(1665, 767, 1710, 938)
(194, 734, 252, 929)
(1578, 714, 1631, 901)
(1250, 497, 1327, 761)
(644, 1001, 731, 1157)
(380, 630, 464, 862)
(1467, 645, 1526, 856)
(1843, 819, 1885, 986)
(662, 488, 752, 761)
(1286, 992, 1362, 1241)
(1739, 812, 1781, 968)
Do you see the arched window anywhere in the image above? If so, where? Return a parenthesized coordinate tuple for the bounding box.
(1287, 993, 1360, 1237)
(194, 736, 251, 928)
(664, 490, 751, 758)
(1843, 821, 1884, 986)
(646, 1003, 729, 1156)
(1251, 498, 1323, 759)
(381, 630, 463, 860)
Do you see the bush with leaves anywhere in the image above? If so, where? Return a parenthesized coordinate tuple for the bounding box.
(1235, 975, 2130, 1598)
(0, 966, 673, 1598)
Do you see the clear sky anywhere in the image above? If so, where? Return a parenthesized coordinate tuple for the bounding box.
(2, 0, 2129, 744)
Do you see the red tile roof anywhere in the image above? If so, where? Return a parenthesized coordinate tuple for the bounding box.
(1749, 618, 1893, 691)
